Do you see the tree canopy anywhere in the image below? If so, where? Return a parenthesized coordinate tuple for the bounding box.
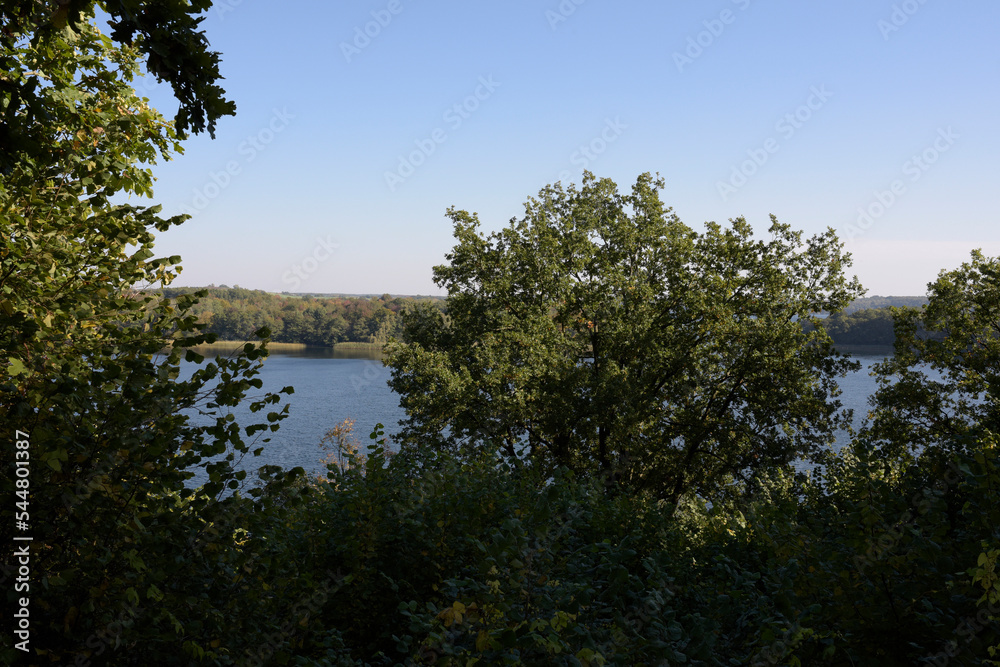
(0, 0, 235, 173)
(867, 250, 1000, 460)
(387, 172, 864, 502)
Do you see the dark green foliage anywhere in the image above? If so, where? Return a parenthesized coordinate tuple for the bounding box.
(820, 307, 897, 347)
(256, 251, 1000, 666)
(243, 421, 1000, 665)
(750, 442, 996, 665)
(868, 251, 1000, 459)
(288, 436, 718, 665)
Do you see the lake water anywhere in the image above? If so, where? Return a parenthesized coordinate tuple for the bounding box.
(184, 346, 893, 483)
(181, 348, 405, 484)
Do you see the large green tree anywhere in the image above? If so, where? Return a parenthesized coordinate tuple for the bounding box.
(386, 172, 864, 502)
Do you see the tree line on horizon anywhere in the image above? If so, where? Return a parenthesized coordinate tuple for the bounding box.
(157, 285, 911, 350)
(841, 294, 928, 314)
(156, 287, 446, 347)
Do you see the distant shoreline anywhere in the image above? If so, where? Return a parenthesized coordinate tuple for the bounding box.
(183, 340, 386, 359)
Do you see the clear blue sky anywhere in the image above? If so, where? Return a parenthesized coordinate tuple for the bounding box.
(136, 0, 1000, 296)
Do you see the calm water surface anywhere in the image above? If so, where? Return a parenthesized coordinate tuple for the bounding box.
(184, 346, 893, 483)
(832, 350, 891, 444)
(183, 348, 405, 484)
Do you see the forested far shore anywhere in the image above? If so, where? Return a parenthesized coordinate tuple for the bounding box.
(817, 307, 896, 347)
(155, 286, 447, 346)
(156, 286, 922, 349)
(840, 294, 928, 314)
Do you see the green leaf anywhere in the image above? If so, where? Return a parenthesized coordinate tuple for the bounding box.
(7, 358, 28, 377)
